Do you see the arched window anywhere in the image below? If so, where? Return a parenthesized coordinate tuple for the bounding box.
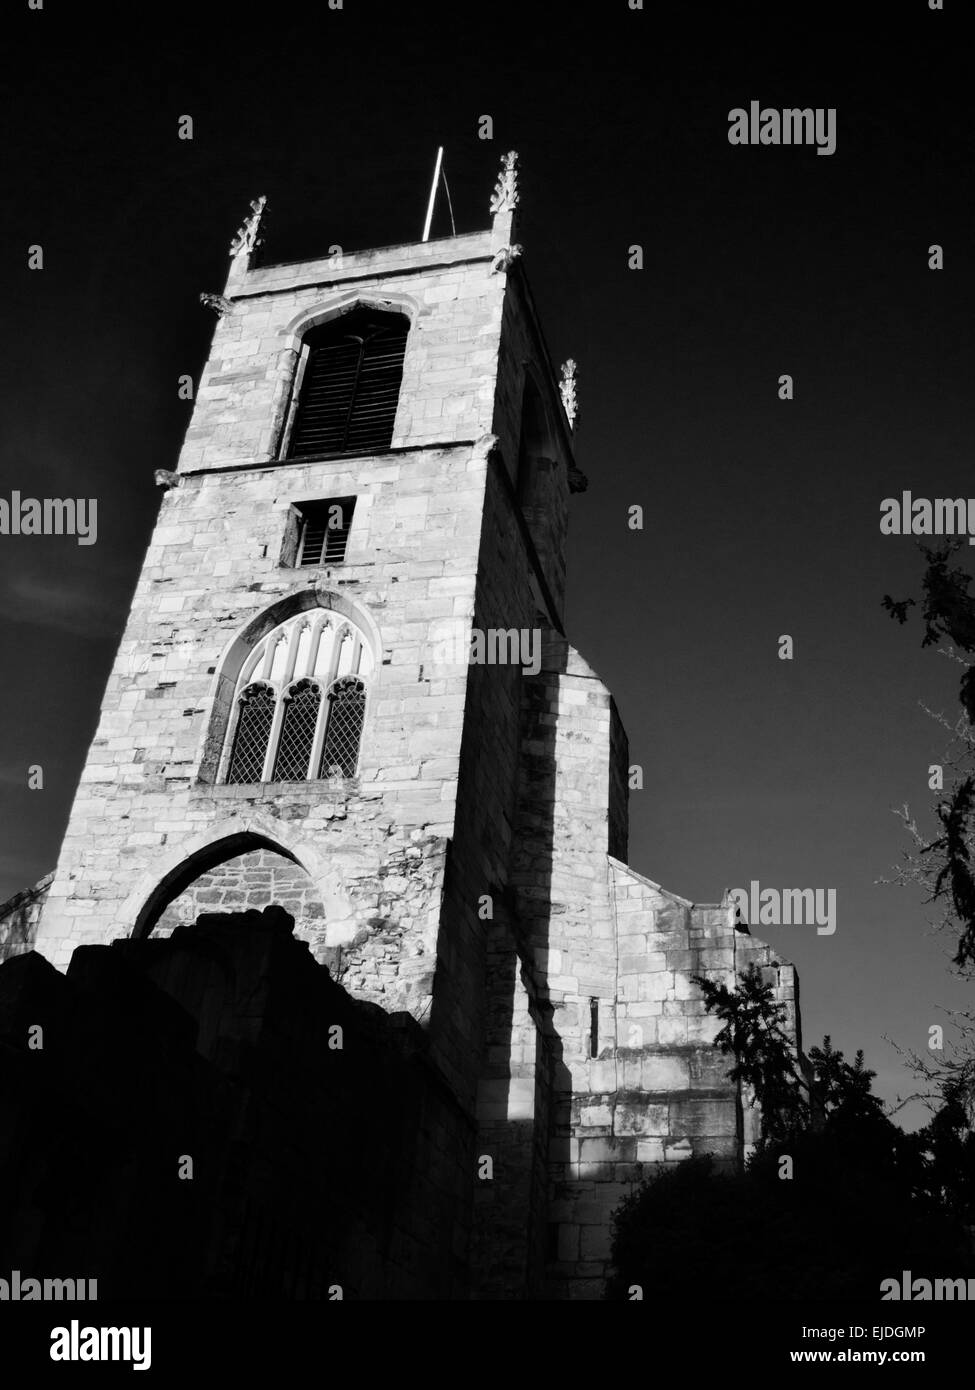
(222, 610, 374, 784)
(285, 307, 409, 458)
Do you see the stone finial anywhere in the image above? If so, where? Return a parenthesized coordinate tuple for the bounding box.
(229, 194, 268, 259)
(154, 469, 180, 489)
(489, 151, 520, 216)
(199, 292, 234, 316)
(559, 358, 578, 429)
(491, 243, 523, 274)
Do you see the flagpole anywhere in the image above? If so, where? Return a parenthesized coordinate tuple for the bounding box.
(422, 146, 444, 242)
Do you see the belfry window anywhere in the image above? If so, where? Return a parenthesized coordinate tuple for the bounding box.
(223, 610, 374, 784)
(285, 308, 409, 458)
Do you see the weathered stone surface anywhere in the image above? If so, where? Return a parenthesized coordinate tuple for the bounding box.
(3, 197, 802, 1302)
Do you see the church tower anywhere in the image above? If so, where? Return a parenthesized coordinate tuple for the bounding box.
(9, 155, 802, 1298)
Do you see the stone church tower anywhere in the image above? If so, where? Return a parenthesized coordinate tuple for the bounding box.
(2, 154, 801, 1298)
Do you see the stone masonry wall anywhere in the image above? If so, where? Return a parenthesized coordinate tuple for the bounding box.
(29, 230, 540, 1267)
(13, 205, 806, 1301)
(153, 848, 326, 940)
(35, 227, 512, 996)
(506, 628, 800, 1298)
(546, 868, 799, 1299)
(457, 446, 563, 1296)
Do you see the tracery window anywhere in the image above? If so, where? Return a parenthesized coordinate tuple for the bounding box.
(223, 610, 373, 784)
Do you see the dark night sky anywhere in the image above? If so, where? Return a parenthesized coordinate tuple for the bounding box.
(2, 0, 972, 1121)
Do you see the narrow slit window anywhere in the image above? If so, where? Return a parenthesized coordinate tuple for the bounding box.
(589, 998, 599, 1059)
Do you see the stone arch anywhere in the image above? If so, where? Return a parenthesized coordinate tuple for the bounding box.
(281, 290, 421, 351)
(276, 293, 420, 456)
(122, 816, 324, 934)
(198, 587, 381, 784)
(133, 832, 296, 939)
(123, 817, 361, 967)
(151, 841, 329, 952)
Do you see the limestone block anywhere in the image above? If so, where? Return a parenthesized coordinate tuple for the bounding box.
(614, 1102, 669, 1137)
(641, 1053, 691, 1090)
(636, 1139, 666, 1163)
(579, 1102, 613, 1129)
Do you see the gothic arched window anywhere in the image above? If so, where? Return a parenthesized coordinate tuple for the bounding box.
(285, 307, 409, 459)
(222, 610, 373, 784)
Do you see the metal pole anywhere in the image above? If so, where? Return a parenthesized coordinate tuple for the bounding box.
(421, 146, 444, 242)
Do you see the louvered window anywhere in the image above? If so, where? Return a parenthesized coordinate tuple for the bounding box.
(295, 498, 356, 567)
(286, 309, 409, 458)
(220, 610, 373, 784)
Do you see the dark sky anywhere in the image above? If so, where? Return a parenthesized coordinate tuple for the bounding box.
(2, 0, 972, 1122)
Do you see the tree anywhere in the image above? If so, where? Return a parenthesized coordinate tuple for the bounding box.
(883, 537, 975, 971)
(607, 995, 974, 1300)
(883, 537, 975, 1130)
(691, 962, 810, 1141)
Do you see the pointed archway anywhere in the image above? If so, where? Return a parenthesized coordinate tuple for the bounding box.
(133, 832, 329, 963)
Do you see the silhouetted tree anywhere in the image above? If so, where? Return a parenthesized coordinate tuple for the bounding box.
(606, 1055, 975, 1300)
(608, 978, 975, 1299)
(883, 537, 975, 1147)
(884, 537, 975, 970)
(692, 962, 810, 1140)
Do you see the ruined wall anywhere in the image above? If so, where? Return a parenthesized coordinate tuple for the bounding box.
(0, 874, 52, 964)
(0, 908, 475, 1299)
(504, 624, 800, 1299)
(548, 861, 799, 1299)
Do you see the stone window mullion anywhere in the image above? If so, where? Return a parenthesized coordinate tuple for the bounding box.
(263, 686, 287, 781)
